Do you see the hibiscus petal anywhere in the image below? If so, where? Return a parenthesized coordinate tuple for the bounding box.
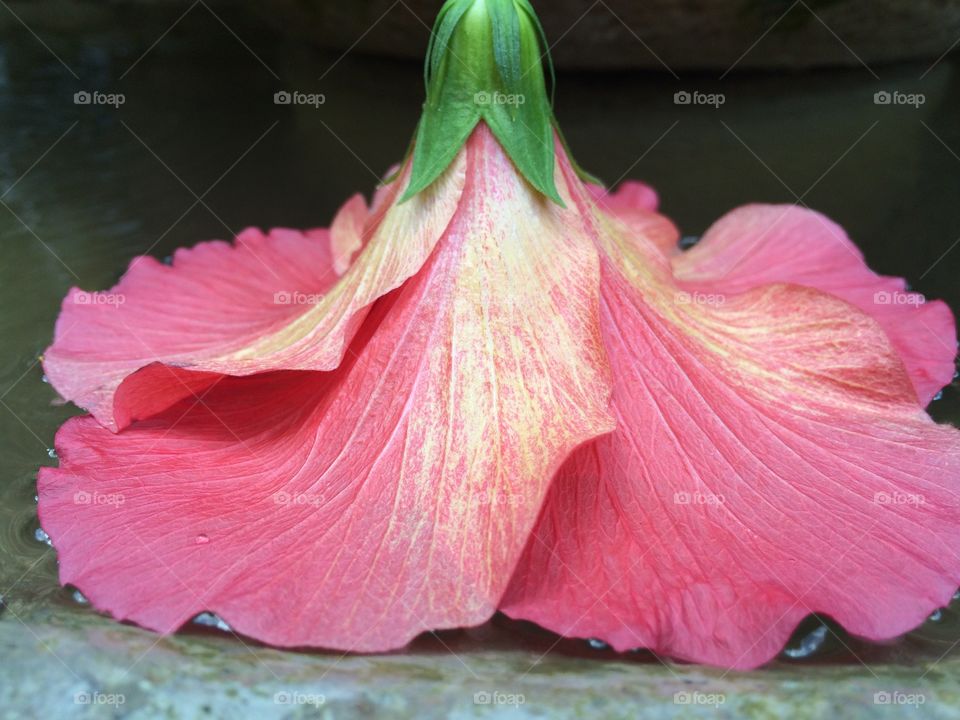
(37, 125, 614, 651)
(587, 181, 680, 256)
(673, 205, 957, 405)
(328, 167, 403, 275)
(501, 193, 960, 670)
(43, 227, 335, 431)
(588, 180, 661, 213)
(43, 160, 466, 431)
(329, 193, 371, 275)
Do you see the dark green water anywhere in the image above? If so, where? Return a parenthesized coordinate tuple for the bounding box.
(1, 5, 960, 702)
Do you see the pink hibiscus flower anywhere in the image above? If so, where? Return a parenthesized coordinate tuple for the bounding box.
(38, 0, 960, 670)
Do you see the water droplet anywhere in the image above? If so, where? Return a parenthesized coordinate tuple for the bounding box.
(953, 589, 960, 602)
(162, 256, 173, 266)
(933, 391, 944, 402)
(47, 448, 58, 459)
(72, 589, 89, 605)
(587, 638, 609, 650)
(34, 528, 52, 546)
(783, 623, 829, 659)
(193, 612, 231, 632)
(929, 609, 943, 623)
(679, 235, 701, 251)
(194, 534, 209, 545)
(41, 375, 50, 384)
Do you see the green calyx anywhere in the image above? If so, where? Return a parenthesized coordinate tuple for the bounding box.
(401, 0, 563, 204)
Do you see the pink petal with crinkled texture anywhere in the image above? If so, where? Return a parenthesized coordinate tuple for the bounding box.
(43, 227, 335, 431)
(43, 159, 465, 432)
(673, 205, 957, 405)
(37, 124, 613, 652)
(330, 194, 368, 275)
(588, 181, 680, 256)
(588, 180, 660, 213)
(501, 172, 960, 671)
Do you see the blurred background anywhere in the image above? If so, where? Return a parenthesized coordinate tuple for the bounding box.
(2, 1, 960, 718)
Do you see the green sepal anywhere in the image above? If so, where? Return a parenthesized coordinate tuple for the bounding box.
(488, 0, 521, 96)
(402, 0, 563, 205)
(426, 0, 473, 86)
(401, 91, 480, 201)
